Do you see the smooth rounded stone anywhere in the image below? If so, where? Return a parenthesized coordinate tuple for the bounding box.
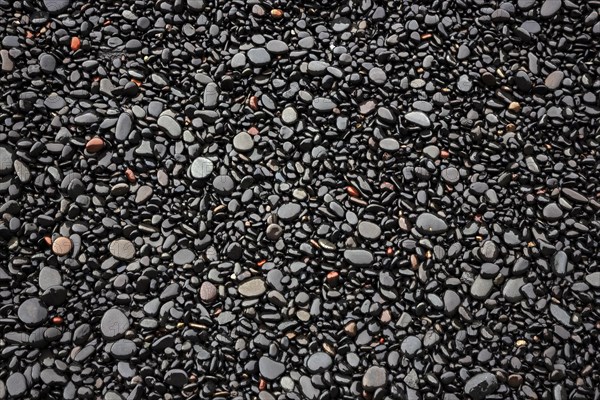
(6, 372, 27, 397)
(213, 175, 234, 194)
(190, 157, 214, 179)
(199, 281, 217, 302)
(503, 277, 526, 302)
(369, 67, 387, 84)
(444, 290, 461, 315)
(441, 167, 460, 184)
(109, 239, 135, 261)
(362, 366, 387, 391)
(247, 47, 271, 66)
(542, 203, 563, 221)
(306, 352, 332, 373)
(18, 298, 48, 326)
(379, 138, 399, 152)
(358, 221, 381, 239)
(233, 131, 254, 152)
(115, 112, 133, 141)
(312, 97, 336, 112)
(423, 145, 440, 159)
(43, 94, 66, 110)
(404, 111, 431, 127)
(52, 236, 72, 256)
(550, 303, 571, 326)
(299, 376, 319, 400)
(465, 373, 499, 400)
(231, 52, 246, 68)
(266, 40, 289, 54)
(298, 36, 314, 49)
(277, 203, 302, 221)
(585, 272, 600, 288)
(307, 61, 329, 75)
(470, 276, 494, 300)
(39, 53, 56, 72)
(401, 336, 422, 358)
(259, 356, 285, 380)
(415, 213, 448, 235)
(164, 369, 187, 388)
(343, 249, 374, 267)
(43, 0, 69, 13)
(110, 339, 137, 359)
(552, 251, 571, 276)
(540, 0, 562, 18)
(39, 267, 61, 290)
(332, 17, 351, 32)
(238, 278, 266, 297)
(157, 115, 181, 138)
(173, 248, 195, 265)
(100, 308, 130, 340)
(266, 223, 283, 241)
(561, 188, 587, 203)
(203, 82, 219, 109)
(281, 107, 298, 125)
(0, 146, 15, 175)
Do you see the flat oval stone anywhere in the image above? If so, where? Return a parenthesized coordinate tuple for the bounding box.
(248, 47, 271, 66)
(549, 303, 571, 326)
(200, 281, 217, 302)
(18, 298, 47, 326)
(277, 203, 302, 221)
(6, 372, 27, 397)
(379, 138, 399, 152)
(173, 248, 195, 265)
(109, 239, 135, 261)
(266, 40, 289, 54)
(238, 278, 266, 297)
(115, 112, 133, 141)
(415, 213, 448, 235)
(465, 373, 499, 400)
(401, 336, 422, 358)
(358, 221, 381, 239)
(100, 308, 130, 340)
(405, 111, 431, 128)
(343, 249, 374, 267)
(540, 0, 561, 18)
(190, 157, 214, 179)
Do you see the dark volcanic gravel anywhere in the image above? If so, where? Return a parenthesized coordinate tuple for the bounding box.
(1, 0, 600, 399)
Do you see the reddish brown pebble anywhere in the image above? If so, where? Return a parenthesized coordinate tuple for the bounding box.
(43, 236, 52, 246)
(52, 237, 72, 256)
(386, 247, 394, 256)
(125, 168, 136, 183)
(347, 186, 359, 197)
(507, 374, 523, 388)
(71, 36, 81, 51)
(440, 150, 450, 159)
(52, 316, 63, 325)
(257, 259, 267, 267)
(249, 96, 259, 110)
(86, 137, 104, 153)
(271, 9, 283, 19)
(326, 271, 339, 285)
(248, 127, 259, 135)
(258, 378, 267, 390)
(344, 321, 357, 337)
